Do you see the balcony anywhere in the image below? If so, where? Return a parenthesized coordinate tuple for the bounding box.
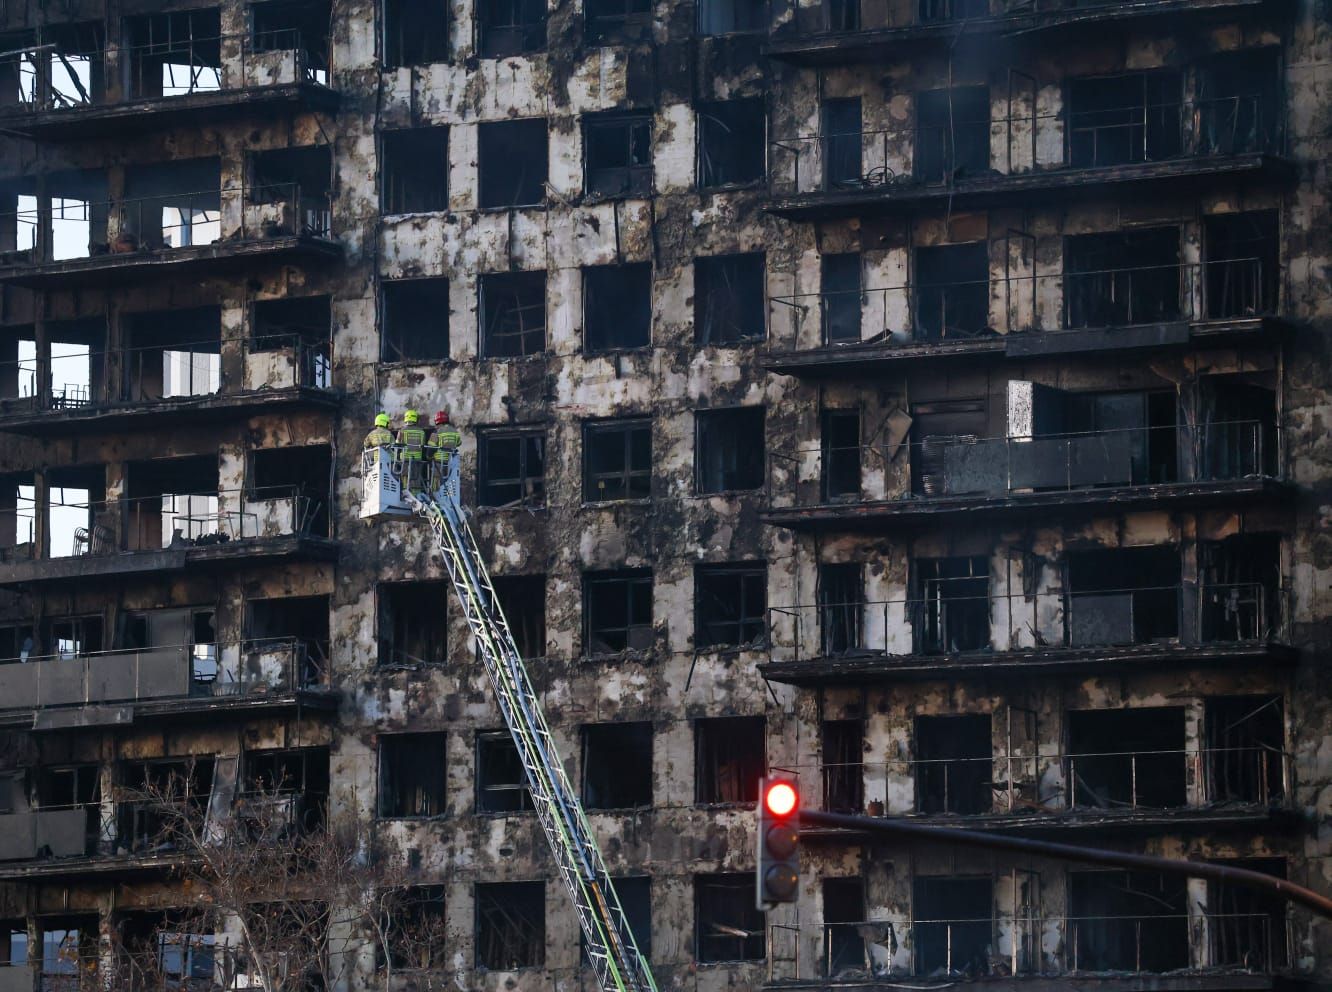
(0, 184, 339, 289)
(760, 581, 1294, 685)
(0, 30, 337, 142)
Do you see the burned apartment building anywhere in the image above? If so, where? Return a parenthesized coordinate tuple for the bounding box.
(0, 0, 1326, 989)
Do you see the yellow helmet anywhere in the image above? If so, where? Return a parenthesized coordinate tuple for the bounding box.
(404, 409, 419, 424)
(374, 412, 390, 428)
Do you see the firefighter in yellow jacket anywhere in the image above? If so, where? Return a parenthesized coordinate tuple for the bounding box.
(426, 410, 462, 491)
(396, 409, 427, 490)
(363, 412, 394, 449)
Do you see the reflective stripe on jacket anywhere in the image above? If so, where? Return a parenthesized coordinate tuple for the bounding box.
(428, 428, 462, 461)
(363, 427, 394, 449)
(397, 427, 427, 458)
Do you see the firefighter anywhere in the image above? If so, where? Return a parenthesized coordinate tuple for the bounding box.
(426, 410, 462, 490)
(363, 412, 394, 450)
(396, 409, 427, 490)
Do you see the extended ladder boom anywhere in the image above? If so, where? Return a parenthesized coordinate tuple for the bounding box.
(395, 456, 656, 992)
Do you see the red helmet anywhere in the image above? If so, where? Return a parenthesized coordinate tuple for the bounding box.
(434, 411, 449, 426)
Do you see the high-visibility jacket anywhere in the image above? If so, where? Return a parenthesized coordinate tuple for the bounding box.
(363, 426, 394, 449)
(428, 427, 462, 462)
(396, 426, 427, 460)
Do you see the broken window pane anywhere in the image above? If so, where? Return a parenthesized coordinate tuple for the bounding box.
(696, 406, 765, 493)
(822, 97, 862, 188)
(584, 263, 652, 351)
(584, 569, 653, 654)
(582, 722, 653, 809)
(1204, 696, 1284, 805)
(1068, 71, 1183, 168)
(382, 277, 449, 362)
(695, 874, 764, 962)
(585, 112, 653, 197)
(479, 0, 546, 56)
(381, 886, 448, 970)
(379, 581, 449, 666)
(479, 430, 546, 507)
(822, 409, 861, 500)
(479, 119, 548, 208)
(695, 253, 765, 345)
(698, 99, 766, 189)
(383, 0, 448, 66)
(819, 562, 863, 656)
(382, 128, 448, 214)
(1067, 708, 1186, 809)
(1198, 49, 1279, 156)
(492, 575, 546, 658)
(378, 732, 446, 818)
(695, 716, 764, 805)
(821, 252, 862, 345)
(914, 86, 989, 183)
(480, 271, 546, 357)
(476, 730, 533, 813)
(912, 876, 991, 977)
(695, 562, 767, 649)
(1065, 227, 1181, 329)
(584, 419, 651, 501)
(1066, 546, 1180, 646)
(915, 242, 988, 340)
(124, 10, 221, 98)
(1204, 210, 1279, 319)
(475, 881, 544, 970)
(822, 719, 864, 815)
(585, 0, 652, 44)
(698, 0, 766, 34)
(915, 556, 990, 654)
(1069, 871, 1187, 972)
(915, 715, 991, 815)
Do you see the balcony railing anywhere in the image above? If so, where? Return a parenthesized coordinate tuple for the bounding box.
(769, 912, 1287, 983)
(768, 581, 1287, 665)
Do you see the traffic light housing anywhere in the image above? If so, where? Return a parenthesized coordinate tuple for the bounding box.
(756, 776, 800, 909)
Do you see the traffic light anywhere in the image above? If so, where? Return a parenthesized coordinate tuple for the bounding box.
(756, 776, 800, 909)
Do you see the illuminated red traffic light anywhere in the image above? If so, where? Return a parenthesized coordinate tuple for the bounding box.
(764, 781, 798, 817)
(757, 776, 801, 909)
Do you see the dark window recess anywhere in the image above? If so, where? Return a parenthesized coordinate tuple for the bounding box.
(1067, 71, 1183, 168)
(252, 295, 330, 354)
(249, 144, 331, 235)
(383, 0, 448, 66)
(381, 886, 448, 970)
(695, 253, 765, 345)
(821, 253, 862, 345)
(1198, 49, 1280, 156)
(915, 556, 990, 654)
(912, 877, 992, 977)
(243, 594, 330, 683)
(819, 562, 864, 656)
(492, 575, 546, 658)
(479, 119, 548, 208)
(915, 242, 989, 341)
(1200, 532, 1281, 640)
(1050, 389, 1178, 486)
(244, 747, 330, 831)
(1069, 871, 1187, 972)
(698, 0, 765, 34)
(696, 407, 765, 493)
(382, 128, 448, 214)
(50, 616, 103, 659)
(120, 758, 213, 851)
(585, 113, 652, 197)
(1067, 546, 1180, 646)
(1199, 377, 1278, 480)
(582, 722, 653, 809)
(1067, 708, 1186, 810)
(251, 2, 330, 67)
(481, 271, 546, 357)
(1208, 859, 1288, 970)
(822, 409, 861, 501)
(124, 10, 221, 99)
(695, 716, 764, 805)
(585, 263, 651, 351)
(915, 715, 991, 816)
(698, 100, 766, 189)
(920, 0, 987, 21)
(695, 874, 765, 962)
(38, 764, 99, 850)
(822, 720, 864, 814)
(0, 625, 34, 662)
(824, 877, 867, 978)
(581, 877, 652, 964)
(822, 97, 862, 189)
(378, 733, 446, 818)
(1205, 211, 1279, 319)
(479, 431, 546, 508)
(1204, 696, 1284, 805)
(123, 307, 221, 402)
(585, 0, 652, 44)
(584, 570, 653, 655)
(478, 0, 546, 57)
(584, 420, 651, 501)
(477, 730, 533, 813)
(379, 581, 449, 666)
(475, 881, 545, 970)
(695, 563, 767, 650)
(915, 86, 990, 183)
(382, 278, 449, 362)
(1065, 227, 1181, 329)
(249, 443, 331, 536)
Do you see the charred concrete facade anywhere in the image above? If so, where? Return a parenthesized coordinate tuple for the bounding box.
(0, 0, 1327, 990)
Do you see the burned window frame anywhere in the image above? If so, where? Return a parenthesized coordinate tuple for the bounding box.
(381, 277, 450, 363)
(581, 721, 654, 810)
(695, 406, 766, 494)
(913, 85, 991, 184)
(491, 574, 547, 659)
(379, 885, 448, 971)
(694, 873, 765, 962)
(583, 418, 652, 503)
(476, 729, 534, 814)
(694, 562, 767, 651)
(479, 270, 547, 358)
(914, 714, 992, 816)
(381, 0, 448, 67)
(474, 880, 546, 970)
(478, 118, 549, 210)
(822, 719, 864, 814)
(583, 569, 653, 656)
(913, 555, 991, 655)
(821, 408, 861, 501)
(697, 98, 767, 190)
(478, 428, 546, 508)
(378, 580, 450, 667)
(911, 875, 994, 977)
(377, 732, 447, 819)
(476, 0, 546, 57)
(1063, 226, 1183, 330)
(250, 294, 331, 355)
(914, 241, 990, 342)
(694, 253, 766, 346)
(1065, 69, 1184, 169)
(583, 262, 653, 353)
(584, 111, 653, 198)
(380, 127, 449, 215)
(694, 715, 765, 806)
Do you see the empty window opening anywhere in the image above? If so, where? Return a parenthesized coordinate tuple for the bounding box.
(249, 444, 331, 536)
(1067, 71, 1183, 168)
(584, 419, 651, 501)
(46, 464, 106, 559)
(38, 919, 98, 985)
(696, 407, 764, 493)
(695, 253, 765, 345)
(821, 252, 862, 345)
(698, 0, 765, 34)
(251, 1, 331, 82)
(475, 881, 544, 970)
(582, 877, 651, 962)
(492, 575, 546, 658)
(120, 758, 215, 850)
(695, 874, 764, 962)
(1204, 696, 1284, 805)
(480, 271, 546, 357)
(915, 86, 990, 183)
(123, 158, 222, 249)
(123, 455, 218, 552)
(479, 119, 548, 208)
(382, 277, 449, 362)
(1198, 49, 1280, 156)
(244, 746, 330, 832)
(250, 144, 332, 234)
(822, 97, 862, 188)
(1066, 546, 1180, 646)
(1201, 532, 1281, 641)
(123, 307, 221, 401)
(9, 169, 108, 262)
(0, 326, 37, 403)
(124, 10, 222, 98)
(382, 0, 448, 66)
(824, 877, 867, 977)
(915, 242, 989, 341)
(1067, 708, 1186, 810)
(0, 622, 34, 662)
(912, 876, 991, 977)
(1026, 388, 1178, 487)
(121, 910, 215, 986)
(1, 921, 22, 968)
(698, 99, 766, 189)
(1207, 859, 1287, 970)
(821, 409, 861, 501)
(1201, 375, 1279, 479)
(477, 731, 533, 814)
(1065, 227, 1181, 328)
(585, 263, 651, 351)
(695, 563, 767, 650)
(915, 715, 991, 816)
(0, 473, 36, 560)
(585, 0, 652, 44)
(1069, 871, 1187, 972)
(695, 716, 764, 805)
(585, 112, 652, 197)
(379, 581, 449, 666)
(1205, 210, 1279, 319)
(479, 0, 546, 56)
(10, 317, 104, 409)
(819, 562, 864, 656)
(381, 128, 448, 214)
(584, 569, 653, 655)
(822, 719, 864, 814)
(479, 429, 546, 507)
(49, 615, 104, 661)
(920, 0, 987, 21)
(244, 594, 329, 682)
(915, 556, 990, 654)
(378, 732, 446, 818)
(0, 22, 105, 112)
(380, 886, 447, 971)
(582, 722, 653, 809)
(251, 296, 331, 387)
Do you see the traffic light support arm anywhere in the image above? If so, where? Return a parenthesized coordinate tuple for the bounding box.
(799, 809, 1332, 920)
